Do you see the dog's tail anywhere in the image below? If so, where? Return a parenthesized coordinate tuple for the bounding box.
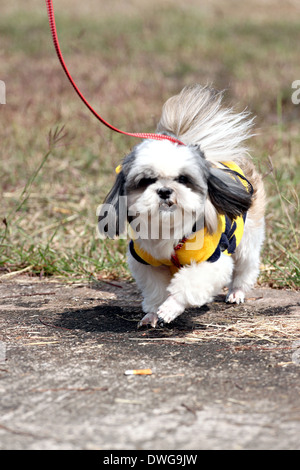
(156, 84, 254, 162)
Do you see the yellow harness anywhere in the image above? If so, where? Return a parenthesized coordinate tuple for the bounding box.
(128, 161, 252, 275)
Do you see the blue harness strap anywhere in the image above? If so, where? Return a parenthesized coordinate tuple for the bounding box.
(129, 240, 150, 265)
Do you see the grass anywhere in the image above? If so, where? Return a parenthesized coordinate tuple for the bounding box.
(0, 0, 299, 288)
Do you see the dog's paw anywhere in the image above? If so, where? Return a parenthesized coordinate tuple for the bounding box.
(138, 312, 159, 328)
(157, 295, 184, 324)
(226, 289, 245, 304)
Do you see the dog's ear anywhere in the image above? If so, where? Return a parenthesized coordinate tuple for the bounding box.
(207, 167, 252, 220)
(97, 170, 127, 238)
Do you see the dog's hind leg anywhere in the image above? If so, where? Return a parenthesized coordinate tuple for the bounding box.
(226, 217, 265, 304)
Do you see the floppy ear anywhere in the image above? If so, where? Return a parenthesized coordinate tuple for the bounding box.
(207, 167, 252, 220)
(97, 170, 127, 238)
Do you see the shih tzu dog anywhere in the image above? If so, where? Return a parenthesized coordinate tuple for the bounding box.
(98, 84, 265, 327)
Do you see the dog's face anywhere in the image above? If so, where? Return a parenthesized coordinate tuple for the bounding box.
(125, 140, 208, 237)
(99, 139, 252, 240)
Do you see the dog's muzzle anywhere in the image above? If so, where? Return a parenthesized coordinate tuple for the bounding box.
(157, 187, 177, 212)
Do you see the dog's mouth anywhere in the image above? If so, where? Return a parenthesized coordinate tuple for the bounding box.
(159, 200, 177, 212)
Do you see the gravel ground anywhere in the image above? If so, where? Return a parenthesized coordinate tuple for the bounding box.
(0, 277, 299, 450)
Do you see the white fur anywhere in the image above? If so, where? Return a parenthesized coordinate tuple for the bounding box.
(131, 253, 234, 327)
(125, 141, 263, 327)
(226, 216, 265, 304)
(157, 84, 254, 162)
(126, 140, 207, 253)
(102, 85, 265, 327)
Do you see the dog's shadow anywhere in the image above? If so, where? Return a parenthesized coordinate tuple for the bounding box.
(54, 303, 210, 335)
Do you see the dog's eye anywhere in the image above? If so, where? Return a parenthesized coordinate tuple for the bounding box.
(137, 177, 157, 188)
(176, 175, 190, 186)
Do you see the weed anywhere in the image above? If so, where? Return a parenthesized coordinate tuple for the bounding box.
(0, 0, 299, 287)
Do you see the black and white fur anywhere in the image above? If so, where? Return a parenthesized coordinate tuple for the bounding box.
(99, 85, 265, 327)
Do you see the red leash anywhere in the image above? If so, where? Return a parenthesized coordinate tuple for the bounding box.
(45, 0, 184, 146)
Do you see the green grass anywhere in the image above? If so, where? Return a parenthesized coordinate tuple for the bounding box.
(0, 0, 299, 287)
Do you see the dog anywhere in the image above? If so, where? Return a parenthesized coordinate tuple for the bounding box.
(98, 84, 265, 327)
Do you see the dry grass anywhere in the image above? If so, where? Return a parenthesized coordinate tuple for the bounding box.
(132, 316, 300, 344)
(0, 0, 299, 287)
(130, 303, 300, 346)
(184, 316, 300, 344)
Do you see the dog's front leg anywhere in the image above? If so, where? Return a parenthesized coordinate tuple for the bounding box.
(157, 255, 234, 324)
(127, 251, 172, 327)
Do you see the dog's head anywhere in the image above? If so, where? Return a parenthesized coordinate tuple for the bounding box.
(98, 139, 252, 240)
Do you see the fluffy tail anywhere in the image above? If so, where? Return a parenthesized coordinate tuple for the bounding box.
(156, 84, 254, 162)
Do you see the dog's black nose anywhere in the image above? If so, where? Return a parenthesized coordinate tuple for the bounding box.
(157, 187, 173, 200)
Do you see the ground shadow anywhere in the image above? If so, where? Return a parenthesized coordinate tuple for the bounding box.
(41, 286, 299, 336)
(52, 303, 210, 334)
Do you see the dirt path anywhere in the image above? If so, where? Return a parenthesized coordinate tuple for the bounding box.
(0, 277, 299, 450)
